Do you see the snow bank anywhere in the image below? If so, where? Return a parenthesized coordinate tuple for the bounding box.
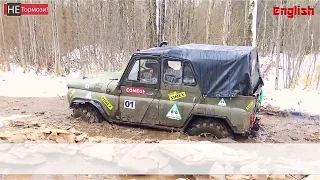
(0, 64, 80, 98)
(261, 88, 320, 115)
(260, 54, 320, 115)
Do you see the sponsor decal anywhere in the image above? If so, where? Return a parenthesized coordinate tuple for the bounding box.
(69, 90, 75, 98)
(124, 100, 135, 109)
(168, 91, 186, 101)
(246, 102, 254, 110)
(126, 87, 146, 94)
(85, 92, 92, 99)
(218, 98, 226, 106)
(101, 96, 113, 110)
(166, 104, 182, 120)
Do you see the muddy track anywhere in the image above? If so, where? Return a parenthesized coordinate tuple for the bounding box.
(1, 96, 319, 143)
(0, 96, 320, 180)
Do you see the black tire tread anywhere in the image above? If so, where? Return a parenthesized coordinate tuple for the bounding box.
(72, 104, 103, 123)
(186, 118, 233, 139)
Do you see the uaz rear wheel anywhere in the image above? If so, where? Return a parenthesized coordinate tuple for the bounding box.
(186, 118, 233, 139)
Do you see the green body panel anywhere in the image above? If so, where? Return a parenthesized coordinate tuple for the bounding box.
(67, 51, 262, 134)
(67, 72, 122, 94)
(67, 88, 119, 118)
(158, 82, 202, 127)
(118, 86, 160, 124)
(157, 83, 255, 132)
(190, 96, 256, 132)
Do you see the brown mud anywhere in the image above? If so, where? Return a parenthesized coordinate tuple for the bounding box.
(0, 96, 319, 180)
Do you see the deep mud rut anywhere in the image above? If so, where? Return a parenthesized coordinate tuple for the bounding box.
(0, 96, 319, 180)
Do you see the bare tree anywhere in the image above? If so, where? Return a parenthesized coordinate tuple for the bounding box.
(222, 0, 232, 45)
(205, 0, 213, 44)
(51, 0, 62, 76)
(147, 0, 157, 47)
(251, 0, 258, 47)
(0, 12, 10, 71)
(158, 0, 166, 43)
(17, 18, 25, 71)
(274, 0, 282, 90)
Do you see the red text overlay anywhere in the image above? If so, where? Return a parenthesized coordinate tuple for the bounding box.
(273, 6, 314, 18)
(4, 3, 49, 16)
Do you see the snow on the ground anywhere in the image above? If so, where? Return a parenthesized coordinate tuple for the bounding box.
(261, 87, 320, 115)
(260, 54, 320, 115)
(0, 64, 81, 98)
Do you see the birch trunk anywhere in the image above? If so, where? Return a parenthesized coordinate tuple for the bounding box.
(262, 0, 267, 55)
(18, 18, 25, 71)
(243, 0, 248, 45)
(251, 0, 258, 47)
(247, 0, 258, 47)
(0, 11, 10, 71)
(275, 1, 282, 90)
(160, 0, 166, 43)
(205, 0, 213, 44)
(222, 0, 232, 45)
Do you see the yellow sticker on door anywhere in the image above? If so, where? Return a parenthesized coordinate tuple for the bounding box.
(69, 90, 75, 98)
(101, 96, 113, 110)
(168, 91, 186, 101)
(246, 101, 254, 110)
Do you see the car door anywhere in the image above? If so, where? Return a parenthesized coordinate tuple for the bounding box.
(158, 58, 201, 128)
(118, 55, 161, 124)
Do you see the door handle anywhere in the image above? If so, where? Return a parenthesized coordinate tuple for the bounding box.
(146, 92, 154, 96)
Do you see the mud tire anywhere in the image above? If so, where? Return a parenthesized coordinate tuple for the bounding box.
(186, 118, 233, 139)
(72, 104, 103, 123)
(72, 108, 82, 118)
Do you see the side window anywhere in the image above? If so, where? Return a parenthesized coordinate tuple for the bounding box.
(127, 59, 159, 84)
(182, 63, 196, 86)
(162, 60, 196, 86)
(128, 60, 139, 81)
(163, 60, 183, 84)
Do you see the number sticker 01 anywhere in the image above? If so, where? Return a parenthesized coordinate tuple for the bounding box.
(124, 100, 135, 109)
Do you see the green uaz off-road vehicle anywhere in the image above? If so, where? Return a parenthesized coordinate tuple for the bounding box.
(66, 43, 264, 139)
